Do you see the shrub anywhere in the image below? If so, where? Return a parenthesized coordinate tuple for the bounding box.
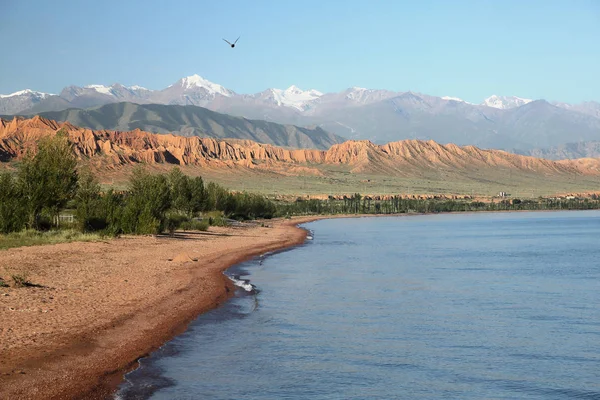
(121, 168, 171, 234)
(165, 213, 190, 235)
(136, 208, 162, 235)
(208, 215, 228, 226)
(180, 220, 209, 231)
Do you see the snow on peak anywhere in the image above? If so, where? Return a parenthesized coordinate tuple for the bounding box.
(178, 74, 232, 96)
(285, 85, 302, 93)
(85, 84, 113, 95)
(0, 89, 52, 98)
(344, 86, 394, 104)
(345, 87, 371, 101)
(482, 95, 533, 109)
(128, 85, 148, 91)
(266, 85, 322, 111)
(442, 96, 464, 102)
(441, 96, 474, 105)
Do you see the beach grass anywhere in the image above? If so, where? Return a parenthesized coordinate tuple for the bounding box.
(0, 229, 104, 251)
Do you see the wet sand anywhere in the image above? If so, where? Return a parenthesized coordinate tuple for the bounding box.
(0, 217, 319, 400)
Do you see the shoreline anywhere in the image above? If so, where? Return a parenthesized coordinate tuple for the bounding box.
(0, 217, 320, 400)
(0, 209, 594, 399)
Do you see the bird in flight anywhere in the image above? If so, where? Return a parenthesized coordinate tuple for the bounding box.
(223, 36, 240, 48)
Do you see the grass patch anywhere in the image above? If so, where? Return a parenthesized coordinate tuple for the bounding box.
(11, 274, 29, 288)
(0, 229, 104, 251)
(10, 273, 45, 288)
(0, 277, 9, 288)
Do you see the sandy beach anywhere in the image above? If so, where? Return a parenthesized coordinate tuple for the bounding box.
(0, 217, 319, 400)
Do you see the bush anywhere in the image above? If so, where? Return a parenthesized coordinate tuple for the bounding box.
(166, 213, 190, 235)
(136, 208, 162, 235)
(121, 168, 171, 234)
(180, 220, 209, 231)
(208, 215, 228, 226)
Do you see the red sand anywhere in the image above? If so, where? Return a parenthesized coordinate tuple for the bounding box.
(0, 217, 318, 399)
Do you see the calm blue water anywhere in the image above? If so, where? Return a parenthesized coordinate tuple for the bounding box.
(116, 211, 600, 400)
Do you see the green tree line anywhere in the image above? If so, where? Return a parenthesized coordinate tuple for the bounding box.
(0, 133, 276, 235)
(275, 194, 600, 216)
(2, 132, 598, 236)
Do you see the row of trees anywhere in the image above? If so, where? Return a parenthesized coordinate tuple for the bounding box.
(0, 133, 276, 235)
(74, 167, 276, 235)
(274, 195, 600, 216)
(2, 132, 598, 235)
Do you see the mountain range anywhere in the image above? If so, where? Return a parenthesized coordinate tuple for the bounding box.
(3, 116, 600, 176)
(2, 75, 600, 154)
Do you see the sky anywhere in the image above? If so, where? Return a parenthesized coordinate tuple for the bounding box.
(1, 0, 599, 104)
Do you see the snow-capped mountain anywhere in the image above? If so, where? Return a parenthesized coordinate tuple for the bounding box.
(85, 84, 113, 95)
(342, 87, 399, 104)
(442, 96, 465, 102)
(3, 75, 600, 156)
(482, 95, 533, 109)
(61, 83, 152, 100)
(55, 83, 155, 110)
(253, 85, 322, 111)
(0, 89, 55, 114)
(169, 74, 233, 97)
(0, 89, 52, 99)
(152, 74, 235, 107)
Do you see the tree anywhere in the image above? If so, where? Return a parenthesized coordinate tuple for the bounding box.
(167, 168, 206, 217)
(188, 176, 206, 215)
(0, 173, 26, 233)
(100, 189, 124, 236)
(75, 167, 102, 232)
(19, 130, 78, 229)
(122, 167, 171, 234)
(168, 167, 192, 214)
(206, 182, 229, 212)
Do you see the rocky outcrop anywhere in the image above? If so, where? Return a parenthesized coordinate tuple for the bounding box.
(2, 116, 600, 177)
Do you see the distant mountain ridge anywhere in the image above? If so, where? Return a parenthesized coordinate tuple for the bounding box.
(9, 102, 344, 150)
(2, 75, 600, 153)
(519, 141, 600, 160)
(3, 116, 600, 178)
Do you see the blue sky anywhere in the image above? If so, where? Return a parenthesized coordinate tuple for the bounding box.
(2, 0, 599, 103)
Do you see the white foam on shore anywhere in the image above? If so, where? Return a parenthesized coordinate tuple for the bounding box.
(226, 274, 255, 292)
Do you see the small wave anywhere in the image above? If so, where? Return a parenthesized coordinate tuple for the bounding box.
(226, 274, 257, 293)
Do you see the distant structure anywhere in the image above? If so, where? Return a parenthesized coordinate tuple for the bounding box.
(223, 37, 240, 48)
(498, 191, 510, 197)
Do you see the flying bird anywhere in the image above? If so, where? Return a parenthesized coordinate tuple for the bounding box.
(223, 36, 240, 48)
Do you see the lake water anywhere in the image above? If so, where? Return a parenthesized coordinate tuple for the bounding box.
(116, 211, 600, 399)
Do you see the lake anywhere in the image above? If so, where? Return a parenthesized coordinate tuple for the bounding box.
(116, 211, 600, 399)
